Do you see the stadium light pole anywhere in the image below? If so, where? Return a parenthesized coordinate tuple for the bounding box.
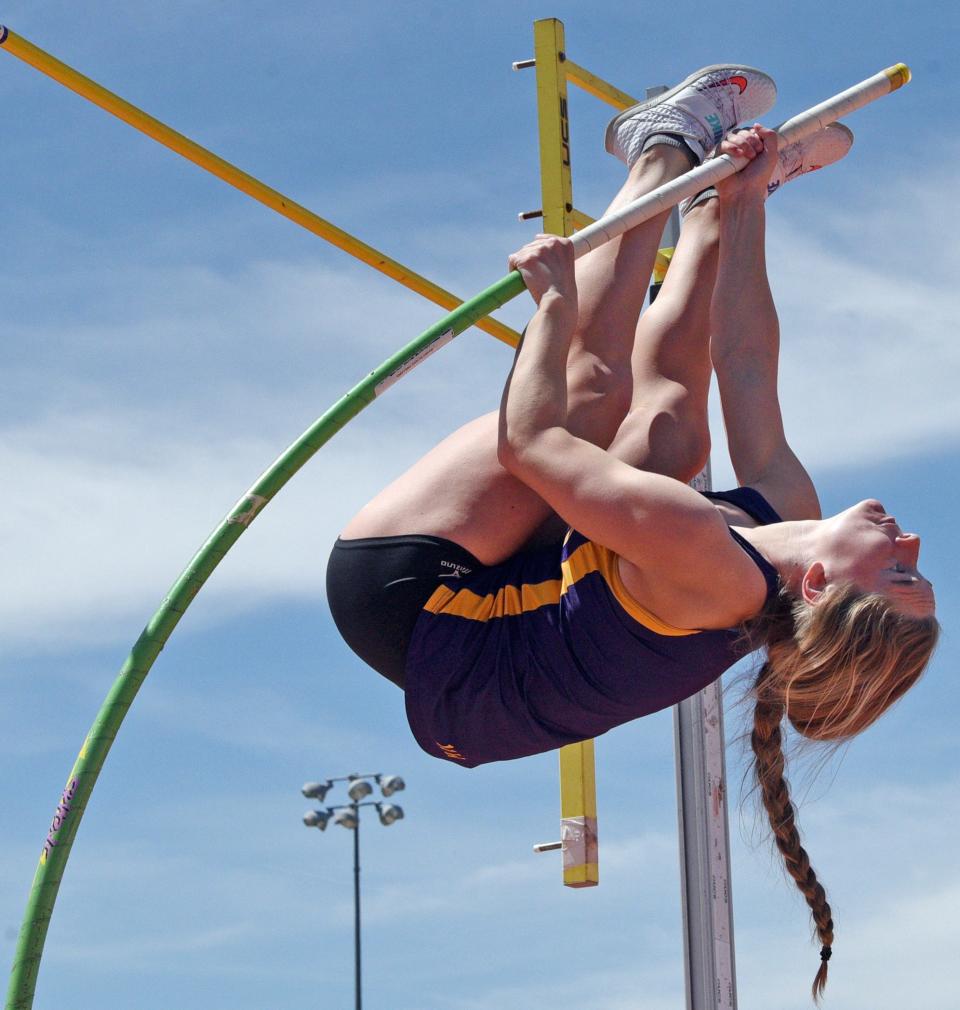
(301, 773, 406, 1010)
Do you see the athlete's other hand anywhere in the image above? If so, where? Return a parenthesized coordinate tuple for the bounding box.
(508, 234, 578, 314)
(716, 125, 777, 202)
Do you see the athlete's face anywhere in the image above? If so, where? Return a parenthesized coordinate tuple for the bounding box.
(813, 499, 934, 617)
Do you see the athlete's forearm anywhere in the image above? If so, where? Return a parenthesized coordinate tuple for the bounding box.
(497, 291, 578, 469)
(713, 193, 778, 351)
(711, 194, 788, 475)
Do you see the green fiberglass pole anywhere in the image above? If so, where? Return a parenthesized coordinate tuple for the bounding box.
(4, 272, 522, 1010)
(6, 65, 909, 1010)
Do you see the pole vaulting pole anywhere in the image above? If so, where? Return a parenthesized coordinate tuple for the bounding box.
(0, 26, 521, 349)
(570, 64, 911, 257)
(4, 62, 910, 1010)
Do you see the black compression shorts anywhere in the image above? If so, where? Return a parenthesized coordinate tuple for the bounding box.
(326, 534, 483, 689)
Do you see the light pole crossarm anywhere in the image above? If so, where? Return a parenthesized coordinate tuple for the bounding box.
(299, 773, 407, 1010)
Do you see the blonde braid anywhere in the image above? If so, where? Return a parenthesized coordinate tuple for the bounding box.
(742, 581, 937, 1001)
(751, 671, 834, 1000)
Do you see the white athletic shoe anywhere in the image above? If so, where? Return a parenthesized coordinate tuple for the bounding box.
(678, 122, 854, 214)
(604, 64, 777, 168)
(767, 122, 853, 195)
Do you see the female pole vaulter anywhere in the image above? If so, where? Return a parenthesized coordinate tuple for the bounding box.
(327, 65, 937, 999)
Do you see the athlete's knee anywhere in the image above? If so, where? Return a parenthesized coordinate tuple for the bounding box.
(675, 420, 711, 481)
(658, 411, 710, 479)
(625, 391, 710, 480)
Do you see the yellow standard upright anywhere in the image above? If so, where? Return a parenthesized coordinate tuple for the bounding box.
(532, 18, 596, 888)
(530, 17, 641, 887)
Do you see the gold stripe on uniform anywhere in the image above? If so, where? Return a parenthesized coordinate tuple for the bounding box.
(423, 578, 562, 621)
(561, 540, 699, 638)
(422, 537, 700, 637)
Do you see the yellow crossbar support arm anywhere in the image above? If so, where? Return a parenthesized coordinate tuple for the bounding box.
(571, 209, 595, 231)
(564, 59, 637, 111)
(0, 26, 521, 349)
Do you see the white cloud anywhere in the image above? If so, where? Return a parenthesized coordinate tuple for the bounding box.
(733, 777, 960, 1010)
(439, 964, 684, 1010)
(134, 680, 386, 758)
(762, 163, 960, 470)
(0, 365, 499, 654)
(0, 242, 519, 656)
(358, 832, 675, 926)
(0, 416, 333, 651)
(54, 922, 256, 964)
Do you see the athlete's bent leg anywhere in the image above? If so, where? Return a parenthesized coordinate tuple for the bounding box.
(341, 66, 778, 560)
(340, 146, 691, 564)
(605, 197, 720, 482)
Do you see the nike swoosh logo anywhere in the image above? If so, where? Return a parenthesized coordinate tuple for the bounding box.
(708, 75, 748, 94)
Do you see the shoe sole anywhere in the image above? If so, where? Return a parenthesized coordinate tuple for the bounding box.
(681, 122, 856, 213)
(604, 63, 776, 156)
(788, 121, 853, 170)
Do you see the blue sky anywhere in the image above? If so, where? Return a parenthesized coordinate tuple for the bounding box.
(1, 2, 958, 1008)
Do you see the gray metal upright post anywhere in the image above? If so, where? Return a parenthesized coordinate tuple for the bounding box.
(674, 636, 738, 1010)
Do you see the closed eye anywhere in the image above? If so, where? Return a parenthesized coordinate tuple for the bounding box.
(888, 561, 924, 586)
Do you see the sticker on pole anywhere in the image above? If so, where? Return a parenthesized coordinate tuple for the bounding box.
(227, 492, 268, 526)
(375, 328, 456, 397)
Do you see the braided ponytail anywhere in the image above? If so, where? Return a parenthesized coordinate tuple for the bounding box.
(751, 667, 833, 1001)
(744, 584, 938, 1001)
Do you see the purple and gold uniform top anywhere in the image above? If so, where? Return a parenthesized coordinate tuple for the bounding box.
(404, 488, 781, 767)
